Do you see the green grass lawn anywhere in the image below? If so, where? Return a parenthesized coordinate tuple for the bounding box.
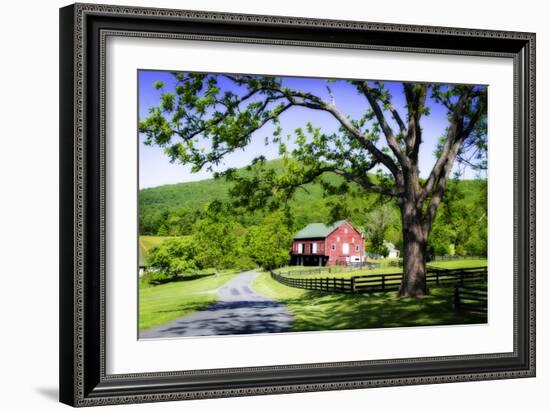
(139, 270, 238, 331)
(427, 259, 488, 270)
(279, 266, 401, 279)
(253, 272, 486, 332)
(371, 257, 402, 268)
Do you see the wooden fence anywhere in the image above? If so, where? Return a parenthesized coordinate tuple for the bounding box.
(282, 267, 331, 277)
(453, 285, 488, 313)
(271, 267, 487, 294)
(281, 265, 375, 277)
(432, 255, 486, 261)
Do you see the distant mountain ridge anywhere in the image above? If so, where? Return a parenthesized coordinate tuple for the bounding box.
(139, 158, 487, 237)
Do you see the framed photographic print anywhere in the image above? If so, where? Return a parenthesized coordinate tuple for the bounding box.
(59, 3, 536, 407)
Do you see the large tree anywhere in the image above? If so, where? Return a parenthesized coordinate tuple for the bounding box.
(139, 73, 487, 297)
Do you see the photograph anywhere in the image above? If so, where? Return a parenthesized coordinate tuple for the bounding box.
(137, 70, 489, 339)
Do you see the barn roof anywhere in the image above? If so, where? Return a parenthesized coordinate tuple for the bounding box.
(293, 220, 349, 240)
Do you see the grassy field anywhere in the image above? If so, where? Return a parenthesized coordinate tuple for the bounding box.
(276, 259, 487, 280)
(370, 258, 402, 268)
(427, 259, 488, 270)
(252, 272, 486, 332)
(139, 270, 238, 331)
(279, 266, 401, 279)
(139, 235, 172, 252)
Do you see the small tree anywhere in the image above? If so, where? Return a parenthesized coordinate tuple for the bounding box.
(147, 236, 199, 277)
(156, 224, 169, 236)
(192, 201, 248, 272)
(247, 211, 293, 270)
(364, 204, 398, 257)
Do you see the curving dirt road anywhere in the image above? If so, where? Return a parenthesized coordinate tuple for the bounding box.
(139, 271, 293, 339)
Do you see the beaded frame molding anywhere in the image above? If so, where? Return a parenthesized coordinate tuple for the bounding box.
(59, 3, 535, 407)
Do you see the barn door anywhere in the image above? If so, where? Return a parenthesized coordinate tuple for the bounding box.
(342, 243, 349, 254)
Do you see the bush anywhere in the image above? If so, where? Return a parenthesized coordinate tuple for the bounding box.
(147, 236, 200, 277)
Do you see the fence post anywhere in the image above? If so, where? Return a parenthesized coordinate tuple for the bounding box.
(436, 271, 440, 285)
(454, 286, 461, 310)
(382, 275, 385, 292)
(351, 277, 356, 293)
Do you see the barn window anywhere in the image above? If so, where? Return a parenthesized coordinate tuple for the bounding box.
(355, 245, 360, 252)
(331, 244, 336, 251)
(344, 228, 348, 233)
(342, 243, 349, 254)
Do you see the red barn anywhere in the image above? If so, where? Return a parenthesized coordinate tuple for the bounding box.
(290, 220, 365, 266)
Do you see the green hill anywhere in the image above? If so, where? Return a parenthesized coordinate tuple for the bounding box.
(140, 159, 379, 235)
(139, 158, 487, 250)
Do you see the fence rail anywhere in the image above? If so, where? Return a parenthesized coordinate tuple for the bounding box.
(279, 265, 377, 277)
(432, 255, 486, 261)
(453, 285, 488, 313)
(271, 267, 487, 295)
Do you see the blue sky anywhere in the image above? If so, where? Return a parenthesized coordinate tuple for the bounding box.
(138, 70, 486, 189)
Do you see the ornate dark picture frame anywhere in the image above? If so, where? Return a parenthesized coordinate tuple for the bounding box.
(59, 3, 535, 407)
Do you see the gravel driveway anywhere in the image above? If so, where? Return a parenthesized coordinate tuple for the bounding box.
(139, 271, 293, 339)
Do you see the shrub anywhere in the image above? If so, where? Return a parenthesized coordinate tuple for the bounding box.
(147, 236, 200, 278)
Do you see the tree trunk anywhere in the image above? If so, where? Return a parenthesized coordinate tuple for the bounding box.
(398, 203, 428, 298)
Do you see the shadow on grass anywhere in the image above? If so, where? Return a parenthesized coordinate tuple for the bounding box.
(143, 272, 216, 286)
(280, 287, 487, 332)
(153, 299, 217, 315)
(139, 295, 217, 331)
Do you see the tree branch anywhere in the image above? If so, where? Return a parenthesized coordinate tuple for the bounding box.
(403, 83, 427, 160)
(355, 81, 407, 135)
(285, 92, 403, 181)
(420, 88, 473, 202)
(423, 141, 462, 231)
(421, 87, 486, 228)
(222, 75, 404, 181)
(277, 164, 403, 204)
(331, 169, 403, 197)
(355, 81, 409, 169)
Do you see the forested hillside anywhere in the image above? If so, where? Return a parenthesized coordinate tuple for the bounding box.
(140, 159, 487, 258)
